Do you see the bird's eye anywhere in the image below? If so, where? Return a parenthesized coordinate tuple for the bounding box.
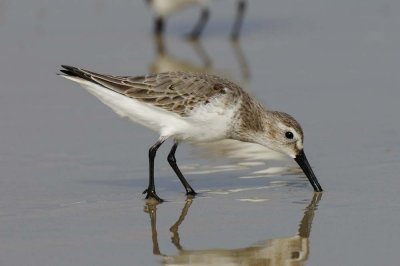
(285, 131, 294, 139)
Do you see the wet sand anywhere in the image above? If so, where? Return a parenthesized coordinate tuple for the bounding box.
(1, 0, 400, 265)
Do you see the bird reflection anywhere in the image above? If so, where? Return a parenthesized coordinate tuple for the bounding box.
(145, 0, 247, 40)
(186, 139, 301, 178)
(150, 35, 212, 74)
(150, 35, 249, 88)
(145, 193, 322, 265)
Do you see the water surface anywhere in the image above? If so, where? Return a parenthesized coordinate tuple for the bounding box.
(1, 0, 400, 265)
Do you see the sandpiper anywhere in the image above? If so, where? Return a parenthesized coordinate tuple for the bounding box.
(146, 0, 247, 40)
(59, 65, 323, 201)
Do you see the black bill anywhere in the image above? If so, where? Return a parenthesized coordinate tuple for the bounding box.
(294, 150, 323, 192)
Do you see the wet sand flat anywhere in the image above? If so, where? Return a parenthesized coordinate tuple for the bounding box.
(1, 0, 400, 265)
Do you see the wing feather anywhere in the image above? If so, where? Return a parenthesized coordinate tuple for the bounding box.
(61, 66, 244, 116)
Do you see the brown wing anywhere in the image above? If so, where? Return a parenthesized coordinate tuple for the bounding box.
(61, 66, 244, 116)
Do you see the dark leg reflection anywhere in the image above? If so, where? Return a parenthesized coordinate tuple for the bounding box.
(299, 192, 322, 239)
(169, 198, 193, 251)
(145, 193, 322, 265)
(188, 39, 212, 68)
(230, 39, 250, 83)
(144, 202, 164, 256)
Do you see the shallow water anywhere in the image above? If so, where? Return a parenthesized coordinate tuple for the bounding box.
(1, 0, 400, 265)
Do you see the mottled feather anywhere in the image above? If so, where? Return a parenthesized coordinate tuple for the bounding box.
(61, 66, 243, 116)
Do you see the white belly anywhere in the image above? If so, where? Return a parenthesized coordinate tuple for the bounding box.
(63, 76, 238, 143)
(178, 98, 238, 142)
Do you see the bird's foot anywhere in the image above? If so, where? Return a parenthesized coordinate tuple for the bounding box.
(186, 190, 197, 196)
(186, 189, 197, 198)
(143, 188, 164, 202)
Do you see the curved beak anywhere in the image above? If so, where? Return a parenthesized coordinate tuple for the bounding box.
(294, 150, 323, 192)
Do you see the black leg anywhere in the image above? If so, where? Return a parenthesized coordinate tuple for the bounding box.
(187, 8, 210, 40)
(155, 16, 164, 36)
(143, 138, 166, 202)
(231, 0, 247, 40)
(167, 142, 197, 196)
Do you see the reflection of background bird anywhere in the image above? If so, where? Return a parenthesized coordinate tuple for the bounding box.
(150, 35, 250, 89)
(145, 0, 247, 40)
(145, 193, 322, 266)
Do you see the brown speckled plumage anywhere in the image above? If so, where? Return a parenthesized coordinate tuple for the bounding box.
(61, 67, 243, 116)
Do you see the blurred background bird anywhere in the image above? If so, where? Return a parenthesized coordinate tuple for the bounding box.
(145, 0, 247, 40)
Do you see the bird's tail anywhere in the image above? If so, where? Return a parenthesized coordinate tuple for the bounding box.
(59, 65, 90, 81)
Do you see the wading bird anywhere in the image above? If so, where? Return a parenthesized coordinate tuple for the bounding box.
(59, 65, 323, 202)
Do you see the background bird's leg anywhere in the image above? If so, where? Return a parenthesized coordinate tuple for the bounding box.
(187, 7, 210, 40)
(168, 142, 197, 196)
(154, 16, 164, 36)
(231, 0, 247, 40)
(143, 137, 167, 202)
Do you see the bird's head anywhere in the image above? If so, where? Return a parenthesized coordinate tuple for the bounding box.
(259, 111, 323, 192)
